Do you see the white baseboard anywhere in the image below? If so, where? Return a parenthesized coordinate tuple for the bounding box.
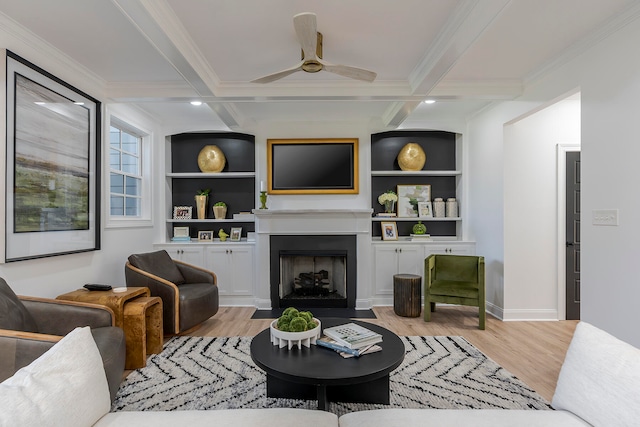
(501, 308, 559, 321)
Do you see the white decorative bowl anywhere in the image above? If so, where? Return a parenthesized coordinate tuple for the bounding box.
(270, 318, 321, 350)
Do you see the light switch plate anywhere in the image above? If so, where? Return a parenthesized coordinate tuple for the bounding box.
(592, 209, 619, 226)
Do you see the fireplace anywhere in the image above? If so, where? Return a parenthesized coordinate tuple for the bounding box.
(270, 235, 357, 308)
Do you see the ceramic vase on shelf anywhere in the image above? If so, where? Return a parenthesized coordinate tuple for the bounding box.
(446, 198, 458, 218)
(195, 195, 208, 219)
(433, 198, 445, 218)
(397, 142, 426, 171)
(213, 205, 227, 219)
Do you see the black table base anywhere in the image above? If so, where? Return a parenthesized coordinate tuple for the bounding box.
(266, 373, 390, 410)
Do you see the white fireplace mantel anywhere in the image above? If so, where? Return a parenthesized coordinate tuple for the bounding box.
(251, 208, 373, 309)
(252, 209, 373, 235)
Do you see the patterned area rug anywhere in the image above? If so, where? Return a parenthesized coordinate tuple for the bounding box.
(112, 336, 550, 417)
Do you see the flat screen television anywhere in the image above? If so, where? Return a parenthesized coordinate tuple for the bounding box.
(267, 138, 359, 194)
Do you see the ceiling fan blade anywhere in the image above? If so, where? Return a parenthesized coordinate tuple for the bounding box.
(251, 61, 304, 83)
(293, 12, 317, 60)
(320, 60, 377, 82)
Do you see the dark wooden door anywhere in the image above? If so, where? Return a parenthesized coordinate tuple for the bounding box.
(565, 151, 581, 320)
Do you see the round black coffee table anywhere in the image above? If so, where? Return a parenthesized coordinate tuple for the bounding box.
(250, 318, 405, 410)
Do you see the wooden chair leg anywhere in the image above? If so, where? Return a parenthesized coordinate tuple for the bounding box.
(431, 302, 436, 312)
(424, 299, 431, 322)
(479, 304, 486, 330)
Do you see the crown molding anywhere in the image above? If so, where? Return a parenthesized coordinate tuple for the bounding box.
(525, 1, 640, 85)
(0, 11, 106, 97)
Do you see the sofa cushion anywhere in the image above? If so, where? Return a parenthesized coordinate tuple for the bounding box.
(552, 321, 640, 427)
(94, 408, 339, 427)
(0, 278, 38, 333)
(338, 409, 588, 427)
(0, 327, 111, 427)
(128, 250, 185, 285)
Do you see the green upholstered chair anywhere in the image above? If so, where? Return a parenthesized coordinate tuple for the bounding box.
(424, 254, 485, 329)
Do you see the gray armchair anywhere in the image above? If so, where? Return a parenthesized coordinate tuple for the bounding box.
(125, 250, 219, 335)
(0, 278, 126, 401)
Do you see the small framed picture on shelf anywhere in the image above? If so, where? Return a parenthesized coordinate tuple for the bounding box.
(173, 226, 189, 238)
(198, 230, 213, 242)
(418, 201, 433, 218)
(173, 206, 192, 220)
(397, 184, 431, 218)
(230, 227, 242, 242)
(380, 222, 398, 241)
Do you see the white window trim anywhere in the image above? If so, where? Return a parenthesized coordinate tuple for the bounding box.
(105, 115, 153, 228)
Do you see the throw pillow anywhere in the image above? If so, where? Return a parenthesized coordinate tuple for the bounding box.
(0, 327, 111, 427)
(552, 321, 640, 426)
(0, 278, 38, 332)
(128, 250, 185, 285)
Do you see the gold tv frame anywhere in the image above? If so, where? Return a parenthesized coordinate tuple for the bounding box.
(267, 138, 359, 195)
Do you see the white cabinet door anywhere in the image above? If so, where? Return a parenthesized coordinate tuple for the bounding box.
(205, 245, 254, 296)
(155, 244, 205, 267)
(373, 245, 400, 295)
(373, 244, 422, 295)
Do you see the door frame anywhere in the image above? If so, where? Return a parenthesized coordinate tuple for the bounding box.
(556, 144, 580, 320)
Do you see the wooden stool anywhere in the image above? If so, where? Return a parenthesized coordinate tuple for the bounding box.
(393, 274, 422, 317)
(123, 296, 163, 369)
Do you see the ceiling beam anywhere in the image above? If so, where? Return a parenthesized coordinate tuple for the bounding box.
(384, 0, 512, 127)
(110, 0, 240, 128)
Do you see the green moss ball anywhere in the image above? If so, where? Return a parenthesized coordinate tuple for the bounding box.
(289, 317, 307, 332)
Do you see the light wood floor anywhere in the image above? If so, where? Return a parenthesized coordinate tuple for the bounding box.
(180, 305, 578, 402)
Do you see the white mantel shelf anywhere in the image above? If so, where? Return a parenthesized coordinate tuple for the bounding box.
(252, 209, 373, 235)
(252, 209, 373, 216)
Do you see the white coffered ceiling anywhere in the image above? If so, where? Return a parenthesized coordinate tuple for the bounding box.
(0, 0, 636, 131)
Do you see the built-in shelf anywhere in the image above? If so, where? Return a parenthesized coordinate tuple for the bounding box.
(371, 217, 460, 222)
(166, 172, 256, 178)
(167, 218, 255, 223)
(371, 170, 461, 176)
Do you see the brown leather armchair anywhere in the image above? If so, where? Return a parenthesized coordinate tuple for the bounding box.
(125, 250, 219, 335)
(0, 278, 126, 401)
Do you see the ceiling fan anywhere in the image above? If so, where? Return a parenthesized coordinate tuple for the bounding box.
(251, 12, 377, 84)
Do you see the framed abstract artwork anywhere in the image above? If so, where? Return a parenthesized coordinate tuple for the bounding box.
(3, 51, 101, 262)
(396, 184, 431, 218)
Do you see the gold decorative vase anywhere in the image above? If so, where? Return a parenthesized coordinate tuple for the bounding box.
(194, 195, 208, 219)
(397, 143, 426, 171)
(197, 145, 226, 172)
(213, 206, 227, 219)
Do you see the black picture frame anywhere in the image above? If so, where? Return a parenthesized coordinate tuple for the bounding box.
(3, 51, 101, 262)
(267, 138, 359, 194)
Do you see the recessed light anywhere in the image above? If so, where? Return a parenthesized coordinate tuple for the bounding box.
(74, 102, 84, 105)
(34, 101, 46, 105)
(190, 101, 203, 106)
(423, 99, 436, 104)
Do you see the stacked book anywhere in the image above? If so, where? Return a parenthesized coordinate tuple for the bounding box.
(410, 233, 431, 241)
(317, 323, 383, 358)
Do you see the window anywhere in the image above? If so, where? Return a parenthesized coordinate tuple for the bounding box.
(110, 124, 142, 217)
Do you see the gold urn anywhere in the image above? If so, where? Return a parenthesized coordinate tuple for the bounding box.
(197, 145, 226, 172)
(397, 143, 426, 171)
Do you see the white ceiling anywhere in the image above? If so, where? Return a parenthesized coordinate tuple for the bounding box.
(0, 0, 636, 131)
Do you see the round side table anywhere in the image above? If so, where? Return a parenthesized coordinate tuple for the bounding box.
(393, 274, 422, 317)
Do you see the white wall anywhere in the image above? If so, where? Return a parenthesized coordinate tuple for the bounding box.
(503, 97, 580, 320)
(469, 11, 640, 346)
(0, 27, 162, 298)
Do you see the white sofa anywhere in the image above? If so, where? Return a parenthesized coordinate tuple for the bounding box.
(1, 322, 638, 427)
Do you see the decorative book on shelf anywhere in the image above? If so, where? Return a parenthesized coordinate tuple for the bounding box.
(316, 336, 382, 358)
(322, 322, 383, 349)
